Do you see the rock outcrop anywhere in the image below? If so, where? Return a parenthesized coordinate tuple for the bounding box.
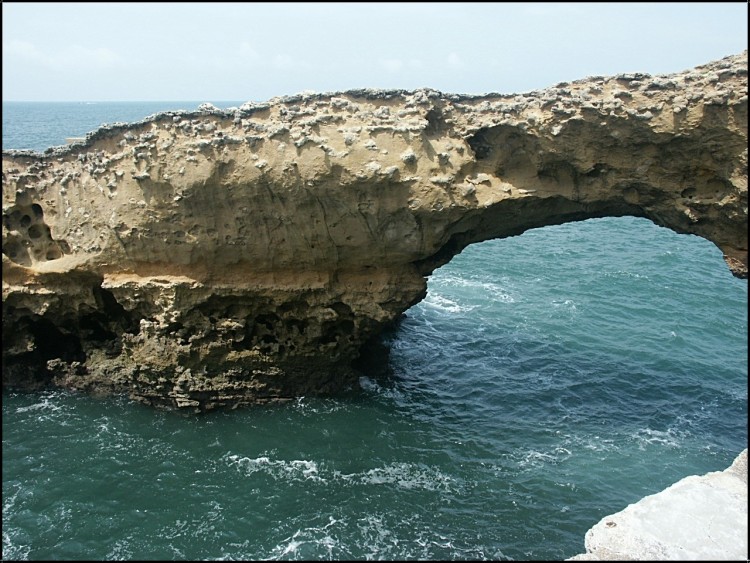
(569, 449, 748, 560)
(2, 51, 747, 410)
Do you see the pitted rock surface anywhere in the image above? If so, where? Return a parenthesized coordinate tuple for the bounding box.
(3, 51, 747, 410)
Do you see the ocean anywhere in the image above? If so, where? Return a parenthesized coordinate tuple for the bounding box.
(2, 101, 748, 560)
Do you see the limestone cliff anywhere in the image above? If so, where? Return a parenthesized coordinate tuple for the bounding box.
(2, 52, 747, 410)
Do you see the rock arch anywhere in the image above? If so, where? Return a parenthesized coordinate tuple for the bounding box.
(2, 51, 746, 410)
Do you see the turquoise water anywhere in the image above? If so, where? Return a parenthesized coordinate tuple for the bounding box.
(2, 102, 747, 560)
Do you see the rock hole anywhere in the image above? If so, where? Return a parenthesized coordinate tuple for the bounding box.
(681, 187, 696, 199)
(92, 284, 141, 335)
(467, 128, 492, 160)
(424, 107, 447, 136)
(584, 163, 608, 178)
(331, 302, 353, 317)
(28, 317, 86, 365)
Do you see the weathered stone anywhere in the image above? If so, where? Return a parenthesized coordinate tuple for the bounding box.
(2, 51, 747, 410)
(568, 449, 748, 560)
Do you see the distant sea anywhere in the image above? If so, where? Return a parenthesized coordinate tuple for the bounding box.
(2, 101, 747, 560)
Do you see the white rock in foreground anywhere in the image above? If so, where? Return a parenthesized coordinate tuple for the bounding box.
(569, 449, 748, 560)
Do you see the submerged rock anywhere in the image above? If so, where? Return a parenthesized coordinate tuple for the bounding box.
(2, 51, 747, 410)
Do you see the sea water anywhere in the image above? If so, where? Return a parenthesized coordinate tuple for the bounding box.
(2, 101, 747, 560)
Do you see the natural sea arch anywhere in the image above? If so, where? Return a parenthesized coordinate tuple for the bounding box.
(2, 51, 747, 408)
(380, 214, 748, 389)
(388, 214, 748, 437)
(375, 215, 747, 558)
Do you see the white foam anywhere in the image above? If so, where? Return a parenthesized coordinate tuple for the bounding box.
(433, 274, 517, 303)
(267, 516, 341, 559)
(520, 450, 557, 467)
(291, 396, 344, 414)
(106, 539, 133, 560)
(551, 298, 578, 313)
(580, 435, 619, 452)
(224, 453, 323, 482)
(224, 454, 455, 491)
(603, 270, 649, 280)
(422, 293, 476, 314)
(277, 538, 303, 557)
(16, 397, 63, 414)
(509, 443, 577, 471)
(634, 428, 684, 449)
(338, 462, 456, 492)
(2, 530, 31, 561)
(168, 544, 186, 559)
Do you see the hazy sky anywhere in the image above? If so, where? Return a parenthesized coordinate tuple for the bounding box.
(2, 2, 747, 102)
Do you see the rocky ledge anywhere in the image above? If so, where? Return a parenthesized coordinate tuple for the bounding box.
(2, 51, 747, 410)
(569, 449, 748, 560)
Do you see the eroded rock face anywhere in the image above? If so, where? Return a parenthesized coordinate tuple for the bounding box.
(3, 51, 747, 410)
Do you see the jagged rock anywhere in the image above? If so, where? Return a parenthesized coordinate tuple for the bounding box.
(2, 51, 747, 411)
(197, 102, 220, 112)
(568, 449, 748, 560)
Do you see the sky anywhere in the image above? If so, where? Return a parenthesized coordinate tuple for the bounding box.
(2, 2, 748, 102)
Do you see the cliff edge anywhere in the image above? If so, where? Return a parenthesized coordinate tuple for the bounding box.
(568, 449, 748, 561)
